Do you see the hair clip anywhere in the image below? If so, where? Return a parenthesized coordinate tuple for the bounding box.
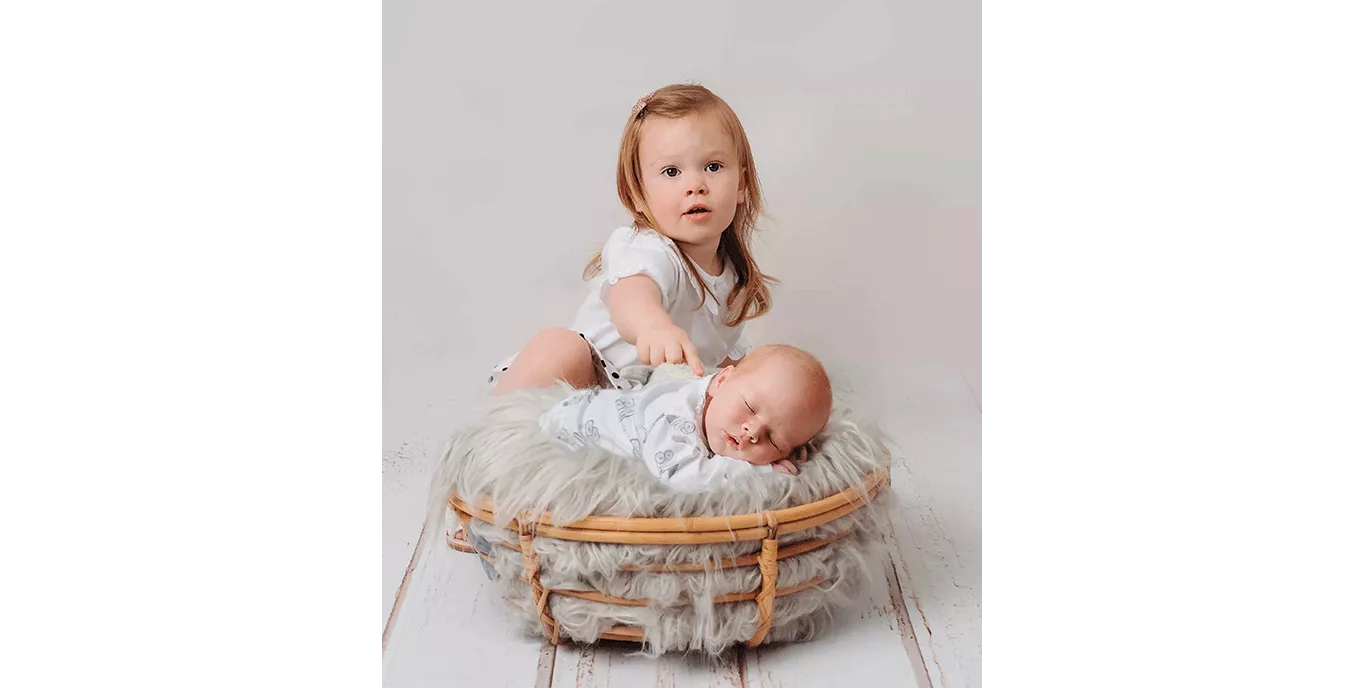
(631, 92, 654, 117)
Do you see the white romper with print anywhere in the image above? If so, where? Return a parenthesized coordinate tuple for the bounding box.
(488, 226, 753, 389)
(538, 374, 773, 492)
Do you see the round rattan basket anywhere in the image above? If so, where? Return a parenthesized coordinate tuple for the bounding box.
(447, 466, 890, 647)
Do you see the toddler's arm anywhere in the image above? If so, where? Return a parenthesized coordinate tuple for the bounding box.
(606, 275, 705, 376)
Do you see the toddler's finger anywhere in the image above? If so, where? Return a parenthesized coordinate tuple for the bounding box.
(682, 341, 704, 376)
(665, 341, 683, 366)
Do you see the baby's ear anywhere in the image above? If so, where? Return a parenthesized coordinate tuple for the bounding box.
(710, 366, 733, 390)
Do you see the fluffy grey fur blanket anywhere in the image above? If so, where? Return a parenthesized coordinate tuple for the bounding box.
(424, 368, 895, 656)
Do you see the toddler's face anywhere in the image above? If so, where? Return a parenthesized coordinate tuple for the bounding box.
(637, 112, 746, 253)
(702, 356, 829, 466)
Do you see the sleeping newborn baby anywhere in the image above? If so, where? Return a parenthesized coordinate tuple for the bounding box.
(539, 345, 833, 492)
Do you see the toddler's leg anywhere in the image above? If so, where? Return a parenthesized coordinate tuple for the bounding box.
(493, 328, 598, 395)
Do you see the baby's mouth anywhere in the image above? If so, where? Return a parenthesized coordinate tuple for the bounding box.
(724, 431, 740, 449)
(685, 206, 710, 215)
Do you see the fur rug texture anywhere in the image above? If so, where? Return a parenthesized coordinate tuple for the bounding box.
(423, 364, 895, 656)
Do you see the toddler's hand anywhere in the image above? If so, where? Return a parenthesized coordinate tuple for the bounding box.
(771, 459, 799, 476)
(635, 324, 705, 376)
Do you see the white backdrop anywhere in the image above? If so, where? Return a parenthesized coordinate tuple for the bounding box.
(384, 0, 979, 413)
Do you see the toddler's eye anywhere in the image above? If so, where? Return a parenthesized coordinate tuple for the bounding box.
(661, 167, 679, 178)
(705, 162, 723, 173)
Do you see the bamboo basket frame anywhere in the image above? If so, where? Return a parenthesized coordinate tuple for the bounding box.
(447, 467, 890, 647)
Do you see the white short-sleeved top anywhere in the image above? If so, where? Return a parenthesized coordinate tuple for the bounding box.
(539, 374, 773, 492)
(570, 227, 752, 384)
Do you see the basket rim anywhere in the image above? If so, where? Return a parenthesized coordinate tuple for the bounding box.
(448, 467, 889, 541)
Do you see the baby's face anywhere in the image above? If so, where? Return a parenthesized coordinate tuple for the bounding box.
(702, 354, 830, 466)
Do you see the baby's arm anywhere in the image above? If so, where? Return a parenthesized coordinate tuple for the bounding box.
(659, 449, 768, 491)
(607, 276, 705, 376)
(710, 454, 799, 476)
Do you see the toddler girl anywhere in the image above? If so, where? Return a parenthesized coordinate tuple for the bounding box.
(489, 84, 775, 393)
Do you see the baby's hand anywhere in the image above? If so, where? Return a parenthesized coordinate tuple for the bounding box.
(771, 459, 799, 476)
(635, 324, 705, 376)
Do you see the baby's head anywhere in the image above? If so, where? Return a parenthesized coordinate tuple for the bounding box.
(702, 345, 833, 466)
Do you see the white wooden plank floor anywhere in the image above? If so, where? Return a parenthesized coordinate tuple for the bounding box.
(383, 366, 980, 687)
